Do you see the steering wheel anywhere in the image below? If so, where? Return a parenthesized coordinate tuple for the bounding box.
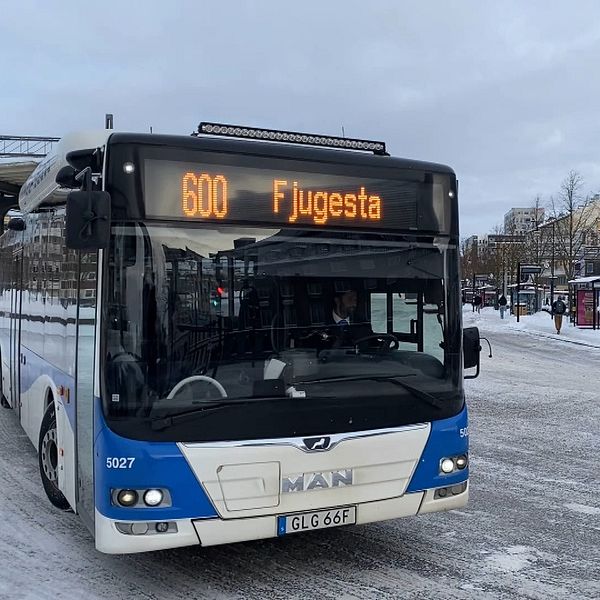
(167, 375, 228, 400)
(354, 333, 399, 354)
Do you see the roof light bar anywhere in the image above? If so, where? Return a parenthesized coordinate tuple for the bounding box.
(195, 122, 387, 155)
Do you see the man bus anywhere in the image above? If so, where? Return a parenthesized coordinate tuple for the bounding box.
(0, 124, 482, 553)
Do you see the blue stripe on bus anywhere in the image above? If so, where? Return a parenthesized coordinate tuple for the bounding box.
(20, 346, 76, 429)
(92, 398, 468, 520)
(406, 405, 469, 492)
(94, 399, 218, 521)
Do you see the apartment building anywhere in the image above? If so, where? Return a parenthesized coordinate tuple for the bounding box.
(504, 207, 545, 234)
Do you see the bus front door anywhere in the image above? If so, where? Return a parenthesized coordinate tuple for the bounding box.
(9, 251, 22, 419)
(75, 251, 99, 533)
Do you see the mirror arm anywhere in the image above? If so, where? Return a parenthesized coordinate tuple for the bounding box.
(480, 337, 493, 358)
(74, 167, 102, 241)
(464, 360, 480, 380)
(464, 336, 492, 379)
(74, 165, 92, 188)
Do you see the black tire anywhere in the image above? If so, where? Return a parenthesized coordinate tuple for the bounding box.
(38, 404, 70, 510)
(0, 351, 9, 408)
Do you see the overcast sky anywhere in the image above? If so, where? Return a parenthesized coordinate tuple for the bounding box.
(2, 0, 600, 237)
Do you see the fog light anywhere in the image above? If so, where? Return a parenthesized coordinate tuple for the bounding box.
(456, 455, 468, 470)
(131, 522, 149, 535)
(123, 162, 135, 174)
(117, 489, 138, 507)
(451, 483, 467, 495)
(155, 521, 169, 533)
(115, 522, 133, 534)
(440, 458, 455, 474)
(437, 487, 448, 498)
(144, 489, 164, 506)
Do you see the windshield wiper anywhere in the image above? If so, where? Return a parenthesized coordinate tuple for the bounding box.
(150, 395, 333, 431)
(295, 374, 444, 410)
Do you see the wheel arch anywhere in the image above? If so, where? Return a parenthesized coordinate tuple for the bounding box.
(45, 387, 56, 413)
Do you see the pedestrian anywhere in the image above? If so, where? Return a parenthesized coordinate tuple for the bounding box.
(552, 295, 567, 334)
(474, 294, 482, 314)
(498, 294, 507, 319)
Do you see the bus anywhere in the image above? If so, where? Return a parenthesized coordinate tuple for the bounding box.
(0, 124, 483, 553)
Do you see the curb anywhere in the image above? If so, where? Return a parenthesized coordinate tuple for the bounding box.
(503, 326, 600, 350)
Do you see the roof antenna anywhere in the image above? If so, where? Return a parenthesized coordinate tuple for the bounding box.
(105, 114, 114, 130)
(341, 125, 346, 138)
(150, 126, 153, 134)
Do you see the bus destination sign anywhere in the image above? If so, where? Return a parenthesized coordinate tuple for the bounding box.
(144, 159, 423, 230)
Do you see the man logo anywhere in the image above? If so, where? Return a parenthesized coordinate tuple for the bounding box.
(281, 469, 353, 493)
(303, 436, 331, 451)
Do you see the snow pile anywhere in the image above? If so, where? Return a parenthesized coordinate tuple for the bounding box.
(463, 306, 600, 348)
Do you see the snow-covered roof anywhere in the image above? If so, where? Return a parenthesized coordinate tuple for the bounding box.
(568, 275, 600, 285)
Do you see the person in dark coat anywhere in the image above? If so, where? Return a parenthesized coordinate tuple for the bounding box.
(498, 294, 507, 319)
(552, 295, 567, 334)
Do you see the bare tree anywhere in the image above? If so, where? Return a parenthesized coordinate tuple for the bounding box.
(521, 195, 551, 294)
(501, 219, 526, 290)
(550, 171, 595, 306)
(460, 237, 478, 288)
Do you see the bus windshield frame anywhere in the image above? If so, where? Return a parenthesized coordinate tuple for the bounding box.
(101, 136, 462, 443)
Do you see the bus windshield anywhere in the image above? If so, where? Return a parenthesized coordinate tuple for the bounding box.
(104, 223, 463, 442)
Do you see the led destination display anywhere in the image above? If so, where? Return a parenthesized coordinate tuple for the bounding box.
(144, 158, 441, 230)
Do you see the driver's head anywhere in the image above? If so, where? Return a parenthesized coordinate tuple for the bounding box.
(333, 289, 357, 318)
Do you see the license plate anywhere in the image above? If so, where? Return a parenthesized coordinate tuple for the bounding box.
(277, 506, 356, 536)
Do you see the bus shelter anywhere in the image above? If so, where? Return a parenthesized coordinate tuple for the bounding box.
(508, 284, 544, 316)
(568, 276, 600, 329)
(462, 284, 496, 308)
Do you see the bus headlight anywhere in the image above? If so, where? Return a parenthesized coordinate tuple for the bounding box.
(117, 489, 139, 507)
(439, 454, 469, 475)
(456, 455, 468, 469)
(143, 489, 164, 506)
(440, 458, 455, 474)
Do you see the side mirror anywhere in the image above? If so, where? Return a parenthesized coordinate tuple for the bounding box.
(463, 326, 481, 379)
(7, 217, 26, 232)
(55, 165, 79, 189)
(66, 190, 111, 250)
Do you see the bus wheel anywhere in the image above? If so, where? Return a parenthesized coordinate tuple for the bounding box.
(38, 405, 70, 510)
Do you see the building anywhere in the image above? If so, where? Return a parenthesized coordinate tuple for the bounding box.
(463, 235, 478, 254)
(504, 207, 545, 235)
(478, 233, 524, 252)
(523, 197, 600, 294)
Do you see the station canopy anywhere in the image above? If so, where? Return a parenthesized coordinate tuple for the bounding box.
(0, 160, 38, 202)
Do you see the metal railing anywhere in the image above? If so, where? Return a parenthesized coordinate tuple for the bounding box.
(0, 135, 60, 158)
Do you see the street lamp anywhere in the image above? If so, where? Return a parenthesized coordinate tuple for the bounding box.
(593, 279, 600, 331)
(517, 262, 521, 323)
(550, 219, 556, 305)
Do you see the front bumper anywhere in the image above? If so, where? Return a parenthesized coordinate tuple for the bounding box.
(94, 482, 468, 554)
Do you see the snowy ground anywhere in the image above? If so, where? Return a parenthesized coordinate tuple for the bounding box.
(1, 321, 599, 599)
(464, 305, 600, 348)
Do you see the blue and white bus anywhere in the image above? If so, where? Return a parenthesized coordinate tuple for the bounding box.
(0, 124, 482, 553)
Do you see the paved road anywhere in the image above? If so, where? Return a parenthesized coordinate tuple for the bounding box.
(1, 328, 599, 599)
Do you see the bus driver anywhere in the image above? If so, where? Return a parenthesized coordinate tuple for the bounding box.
(327, 288, 372, 345)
